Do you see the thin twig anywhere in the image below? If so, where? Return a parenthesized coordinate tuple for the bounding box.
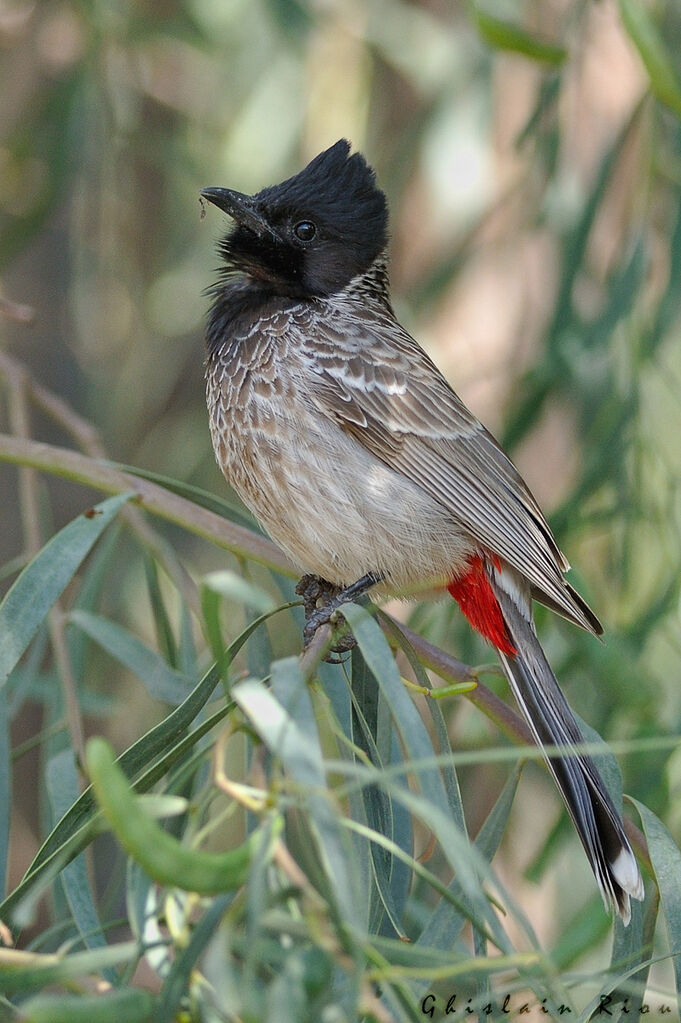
(0, 351, 201, 616)
(383, 614, 533, 745)
(0, 297, 34, 324)
(5, 365, 42, 555)
(0, 433, 293, 574)
(299, 624, 335, 680)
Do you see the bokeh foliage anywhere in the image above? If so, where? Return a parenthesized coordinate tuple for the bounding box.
(2, 0, 681, 1019)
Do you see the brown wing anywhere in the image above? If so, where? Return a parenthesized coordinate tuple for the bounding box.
(302, 307, 602, 635)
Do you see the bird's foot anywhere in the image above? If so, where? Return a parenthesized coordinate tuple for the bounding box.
(296, 575, 355, 661)
(295, 572, 382, 662)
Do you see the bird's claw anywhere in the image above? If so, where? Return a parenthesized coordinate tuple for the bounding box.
(295, 574, 357, 661)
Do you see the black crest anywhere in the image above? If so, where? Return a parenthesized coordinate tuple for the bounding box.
(255, 140, 388, 255)
(203, 140, 389, 297)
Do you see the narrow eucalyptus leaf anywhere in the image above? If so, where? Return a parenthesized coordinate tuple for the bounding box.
(45, 750, 111, 971)
(0, 494, 132, 690)
(341, 603, 451, 818)
(20, 987, 154, 1023)
(203, 570, 276, 613)
(0, 699, 8, 902)
(0, 940, 139, 996)
(474, 8, 566, 65)
(630, 800, 681, 995)
(619, 0, 681, 117)
(235, 671, 364, 931)
(69, 609, 191, 705)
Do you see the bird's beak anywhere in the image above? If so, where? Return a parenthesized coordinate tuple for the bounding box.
(200, 187, 272, 237)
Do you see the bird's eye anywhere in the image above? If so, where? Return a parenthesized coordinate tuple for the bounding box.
(294, 220, 316, 241)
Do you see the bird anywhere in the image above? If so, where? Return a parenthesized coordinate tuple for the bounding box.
(200, 139, 644, 922)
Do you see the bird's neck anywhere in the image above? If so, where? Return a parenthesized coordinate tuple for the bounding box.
(205, 279, 297, 356)
(340, 252, 393, 311)
(205, 252, 394, 356)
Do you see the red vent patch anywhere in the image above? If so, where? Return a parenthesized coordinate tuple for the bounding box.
(447, 555, 516, 656)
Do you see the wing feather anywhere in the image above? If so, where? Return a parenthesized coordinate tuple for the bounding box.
(302, 309, 601, 635)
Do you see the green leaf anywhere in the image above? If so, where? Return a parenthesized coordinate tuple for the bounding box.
(0, 697, 8, 902)
(415, 766, 521, 952)
(551, 898, 613, 972)
(21, 988, 154, 1023)
(631, 799, 681, 996)
(382, 615, 467, 832)
(45, 750, 111, 968)
(339, 604, 528, 945)
(200, 582, 226, 667)
(143, 553, 178, 668)
(68, 520, 123, 684)
(86, 737, 269, 893)
(619, 0, 681, 118)
(155, 894, 233, 1023)
(473, 7, 567, 65)
(269, 663, 362, 914)
(342, 815, 478, 928)
(603, 889, 650, 1017)
(244, 569, 276, 679)
(349, 648, 410, 938)
(68, 610, 191, 705)
(474, 763, 521, 860)
(203, 570, 277, 614)
(176, 597, 198, 678)
(341, 603, 451, 818)
(316, 659, 371, 903)
(0, 494, 132, 691)
(234, 668, 364, 932)
(580, 895, 661, 1021)
(0, 941, 139, 996)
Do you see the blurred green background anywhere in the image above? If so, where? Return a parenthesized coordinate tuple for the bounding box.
(2, 0, 681, 1017)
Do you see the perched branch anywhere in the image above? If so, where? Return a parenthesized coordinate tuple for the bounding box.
(0, 433, 294, 575)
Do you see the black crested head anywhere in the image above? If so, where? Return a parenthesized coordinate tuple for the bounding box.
(201, 140, 389, 298)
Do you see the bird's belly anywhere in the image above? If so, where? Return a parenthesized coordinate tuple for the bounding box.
(209, 393, 474, 592)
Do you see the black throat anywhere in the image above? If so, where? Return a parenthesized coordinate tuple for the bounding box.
(205, 251, 394, 357)
(205, 276, 301, 357)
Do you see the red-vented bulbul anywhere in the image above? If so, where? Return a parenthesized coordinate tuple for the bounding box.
(200, 139, 643, 922)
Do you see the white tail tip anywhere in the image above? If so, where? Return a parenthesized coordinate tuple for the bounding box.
(611, 846, 645, 903)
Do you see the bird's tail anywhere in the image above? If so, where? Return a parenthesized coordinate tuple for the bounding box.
(485, 567, 643, 922)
